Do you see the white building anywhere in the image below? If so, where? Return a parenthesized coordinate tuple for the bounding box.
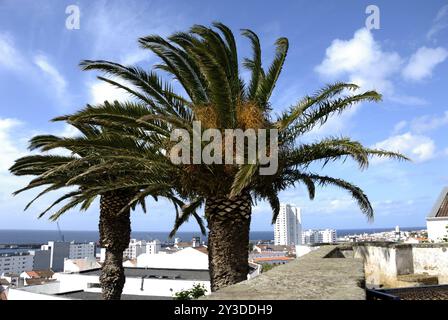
(40, 241, 98, 271)
(40, 242, 70, 272)
(146, 240, 161, 255)
(69, 242, 96, 260)
(6, 267, 211, 300)
(123, 239, 161, 259)
(274, 204, 302, 246)
(0, 252, 34, 275)
(302, 229, 337, 244)
(320, 229, 337, 243)
(302, 229, 320, 244)
(427, 187, 448, 242)
(137, 247, 208, 270)
(29, 250, 51, 270)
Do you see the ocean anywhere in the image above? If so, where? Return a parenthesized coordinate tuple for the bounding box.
(0, 227, 425, 245)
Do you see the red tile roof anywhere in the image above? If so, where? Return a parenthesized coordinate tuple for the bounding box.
(25, 270, 54, 279)
(252, 256, 294, 262)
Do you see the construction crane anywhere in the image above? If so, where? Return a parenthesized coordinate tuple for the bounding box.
(56, 221, 65, 242)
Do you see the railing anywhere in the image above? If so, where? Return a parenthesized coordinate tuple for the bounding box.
(366, 288, 400, 300)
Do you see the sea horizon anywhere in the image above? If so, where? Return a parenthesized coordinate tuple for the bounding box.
(0, 226, 426, 245)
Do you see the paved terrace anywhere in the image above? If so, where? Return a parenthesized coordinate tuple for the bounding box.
(203, 245, 365, 300)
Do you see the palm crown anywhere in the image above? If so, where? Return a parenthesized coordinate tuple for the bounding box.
(9, 122, 204, 299)
(59, 23, 406, 223)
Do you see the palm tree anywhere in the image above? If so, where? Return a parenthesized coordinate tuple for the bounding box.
(35, 22, 408, 292)
(9, 122, 204, 299)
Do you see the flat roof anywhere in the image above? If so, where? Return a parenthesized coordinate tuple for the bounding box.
(80, 267, 210, 281)
(57, 290, 172, 300)
(253, 256, 294, 262)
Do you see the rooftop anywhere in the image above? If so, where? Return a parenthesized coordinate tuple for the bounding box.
(427, 187, 448, 219)
(80, 267, 210, 281)
(56, 290, 172, 300)
(24, 270, 54, 279)
(252, 256, 294, 262)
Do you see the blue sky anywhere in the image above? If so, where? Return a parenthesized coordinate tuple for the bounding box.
(0, 0, 447, 232)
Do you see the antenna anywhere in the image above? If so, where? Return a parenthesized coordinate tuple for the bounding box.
(56, 221, 65, 242)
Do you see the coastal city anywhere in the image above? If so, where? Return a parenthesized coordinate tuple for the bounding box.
(0, 0, 448, 308)
(1, 192, 447, 300)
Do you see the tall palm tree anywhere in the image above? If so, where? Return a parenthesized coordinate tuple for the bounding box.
(34, 22, 408, 292)
(9, 122, 205, 299)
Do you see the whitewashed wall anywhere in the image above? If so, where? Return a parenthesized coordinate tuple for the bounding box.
(427, 219, 448, 242)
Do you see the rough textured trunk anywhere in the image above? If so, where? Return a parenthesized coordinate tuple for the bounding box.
(205, 193, 252, 292)
(98, 190, 132, 300)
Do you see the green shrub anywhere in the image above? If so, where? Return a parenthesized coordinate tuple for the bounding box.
(173, 283, 208, 300)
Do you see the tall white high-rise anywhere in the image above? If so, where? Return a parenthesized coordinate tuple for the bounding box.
(274, 204, 302, 245)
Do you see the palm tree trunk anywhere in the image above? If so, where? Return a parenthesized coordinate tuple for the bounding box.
(205, 193, 252, 292)
(98, 190, 132, 300)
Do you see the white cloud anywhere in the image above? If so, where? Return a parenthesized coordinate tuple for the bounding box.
(34, 54, 67, 97)
(392, 120, 408, 134)
(0, 32, 25, 71)
(61, 124, 81, 138)
(306, 103, 361, 137)
(410, 111, 448, 133)
(388, 95, 428, 106)
(0, 118, 25, 172)
(315, 28, 444, 107)
(373, 132, 436, 163)
(89, 76, 130, 104)
(315, 28, 402, 95)
(427, 4, 448, 41)
(323, 198, 356, 213)
(0, 118, 30, 204)
(121, 50, 151, 66)
(85, 1, 177, 65)
(0, 33, 70, 108)
(402, 46, 448, 81)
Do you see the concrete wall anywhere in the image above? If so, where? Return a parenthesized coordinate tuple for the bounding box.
(137, 247, 208, 270)
(413, 246, 448, 283)
(43, 242, 71, 272)
(54, 272, 210, 297)
(8, 272, 211, 299)
(353, 243, 448, 288)
(353, 244, 398, 286)
(7, 288, 69, 300)
(295, 245, 320, 258)
(30, 250, 51, 270)
(427, 219, 448, 242)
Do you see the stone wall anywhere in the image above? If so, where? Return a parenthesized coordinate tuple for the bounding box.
(353, 242, 448, 288)
(413, 246, 448, 283)
(203, 245, 365, 300)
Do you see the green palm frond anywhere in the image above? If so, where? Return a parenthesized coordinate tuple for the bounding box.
(169, 198, 206, 238)
(256, 37, 288, 107)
